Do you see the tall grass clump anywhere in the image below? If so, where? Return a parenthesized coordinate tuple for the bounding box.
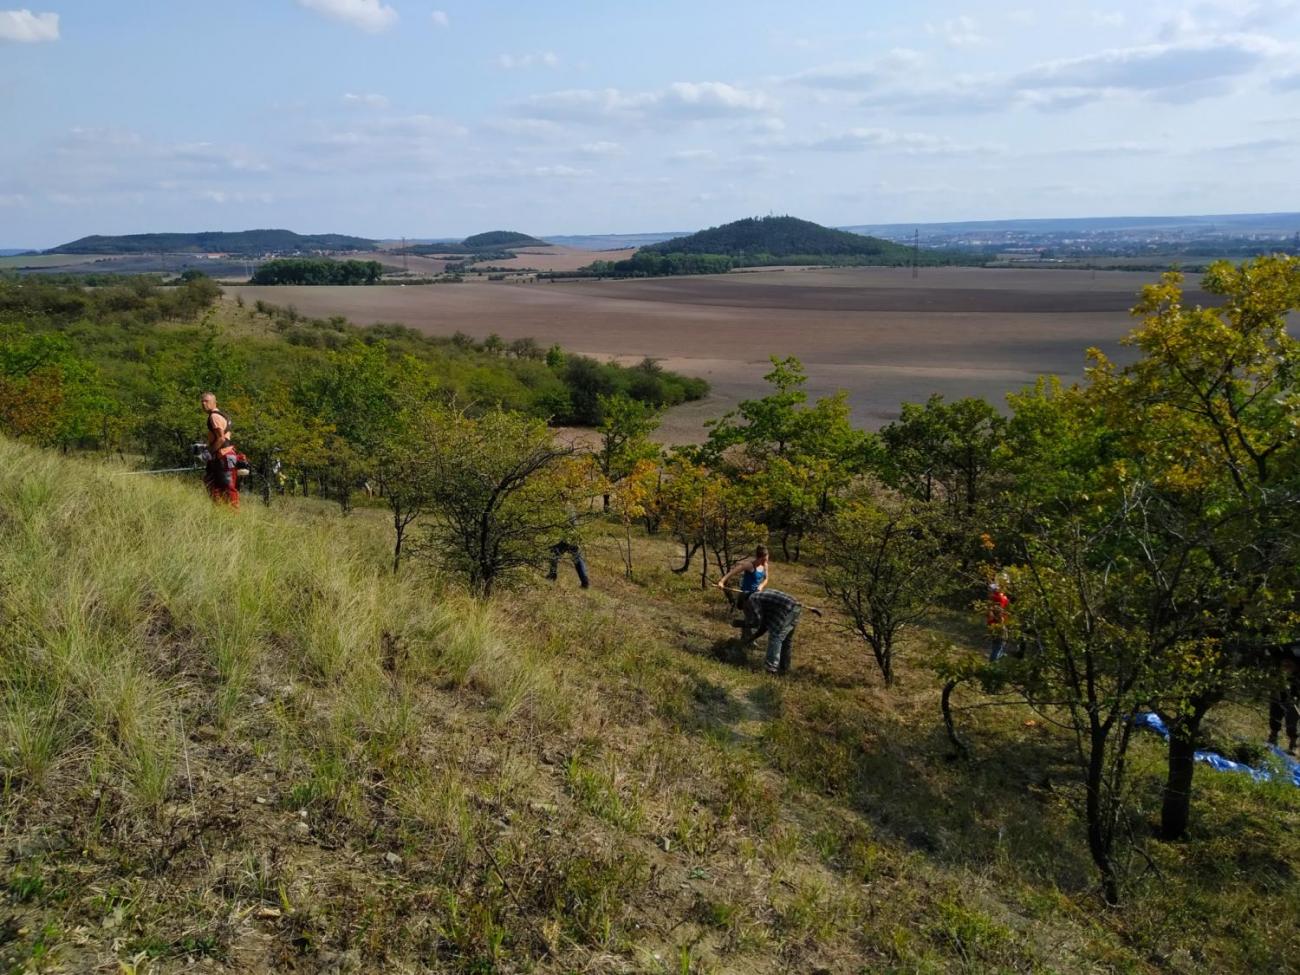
(0, 438, 546, 820)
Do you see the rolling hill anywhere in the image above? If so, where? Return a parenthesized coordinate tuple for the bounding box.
(644, 215, 914, 261)
(462, 230, 550, 249)
(47, 229, 377, 256)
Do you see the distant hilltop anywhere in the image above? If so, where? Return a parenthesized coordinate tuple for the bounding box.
(575, 215, 964, 279)
(394, 230, 552, 256)
(461, 230, 549, 249)
(644, 215, 912, 261)
(46, 229, 377, 256)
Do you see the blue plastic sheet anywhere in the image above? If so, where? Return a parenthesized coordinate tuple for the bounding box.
(1134, 712, 1300, 788)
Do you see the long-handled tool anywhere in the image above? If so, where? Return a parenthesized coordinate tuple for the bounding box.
(715, 584, 826, 618)
(111, 465, 202, 477)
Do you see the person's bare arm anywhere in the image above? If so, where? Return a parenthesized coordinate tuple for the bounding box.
(716, 559, 753, 589)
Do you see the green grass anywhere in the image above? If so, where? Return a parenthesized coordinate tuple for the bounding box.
(1, 439, 1298, 973)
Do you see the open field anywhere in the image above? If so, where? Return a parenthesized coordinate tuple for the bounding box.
(370, 250, 452, 276)
(372, 244, 637, 274)
(231, 266, 1206, 441)
(480, 245, 636, 272)
(0, 253, 116, 270)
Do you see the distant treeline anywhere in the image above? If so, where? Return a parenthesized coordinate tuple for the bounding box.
(0, 276, 709, 460)
(47, 229, 377, 256)
(572, 249, 977, 279)
(250, 258, 384, 286)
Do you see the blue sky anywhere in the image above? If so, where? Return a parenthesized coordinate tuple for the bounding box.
(2, 0, 1299, 246)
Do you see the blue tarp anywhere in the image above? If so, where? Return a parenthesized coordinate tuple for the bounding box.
(1134, 712, 1300, 788)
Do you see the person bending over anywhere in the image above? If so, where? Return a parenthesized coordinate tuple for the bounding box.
(742, 588, 802, 676)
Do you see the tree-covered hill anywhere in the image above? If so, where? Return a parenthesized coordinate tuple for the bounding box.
(462, 230, 550, 249)
(399, 231, 552, 256)
(644, 215, 912, 260)
(47, 229, 378, 256)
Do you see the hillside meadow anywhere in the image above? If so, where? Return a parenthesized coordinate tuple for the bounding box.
(1, 440, 1297, 974)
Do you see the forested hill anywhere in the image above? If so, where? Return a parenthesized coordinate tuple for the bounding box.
(644, 215, 912, 260)
(47, 229, 377, 256)
(462, 230, 550, 249)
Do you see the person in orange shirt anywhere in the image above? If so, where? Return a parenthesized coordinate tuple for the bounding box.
(987, 581, 1010, 662)
(200, 392, 239, 508)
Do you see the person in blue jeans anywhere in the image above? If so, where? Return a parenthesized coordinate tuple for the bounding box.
(546, 511, 590, 588)
(546, 541, 589, 588)
(742, 588, 802, 675)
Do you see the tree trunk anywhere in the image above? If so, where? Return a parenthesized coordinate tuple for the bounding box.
(671, 541, 700, 574)
(1160, 720, 1199, 841)
(1085, 727, 1120, 905)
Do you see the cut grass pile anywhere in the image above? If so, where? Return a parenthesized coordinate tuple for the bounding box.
(1, 439, 1298, 973)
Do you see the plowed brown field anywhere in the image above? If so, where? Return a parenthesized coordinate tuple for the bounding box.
(230, 266, 1202, 442)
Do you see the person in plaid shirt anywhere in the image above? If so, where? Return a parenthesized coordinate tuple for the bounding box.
(742, 589, 803, 675)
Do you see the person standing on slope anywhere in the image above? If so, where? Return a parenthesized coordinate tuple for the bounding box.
(987, 581, 1010, 662)
(1269, 646, 1300, 755)
(201, 392, 240, 509)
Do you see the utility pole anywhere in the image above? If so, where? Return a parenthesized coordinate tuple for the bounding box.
(912, 228, 919, 279)
(402, 236, 409, 272)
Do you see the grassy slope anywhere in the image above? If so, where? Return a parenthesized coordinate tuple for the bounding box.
(2, 441, 1298, 973)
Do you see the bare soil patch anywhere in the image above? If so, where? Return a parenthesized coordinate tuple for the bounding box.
(230, 266, 1191, 442)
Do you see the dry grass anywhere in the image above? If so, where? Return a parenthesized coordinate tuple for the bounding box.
(1, 442, 1297, 973)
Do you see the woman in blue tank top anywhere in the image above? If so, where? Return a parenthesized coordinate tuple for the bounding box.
(716, 544, 771, 604)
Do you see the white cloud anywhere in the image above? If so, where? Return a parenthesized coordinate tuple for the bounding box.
(927, 16, 985, 48)
(777, 127, 998, 156)
(1017, 35, 1282, 91)
(296, 0, 397, 33)
(430, 10, 449, 28)
(0, 9, 59, 43)
(517, 81, 774, 126)
(296, 112, 468, 171)
(787, 49, 923, 90)
(577, 140, 623, 156)
(1090, 11, 1127, 27)
(859, 34, 1283, 113)
(531, 164, 589, 178)
(668, 148, 718, 163)
(342, 92, 390, 109)
(497, 51, 560, 70)
(1272, 69, 1300, 89)
(1160, 0, 1298, 38)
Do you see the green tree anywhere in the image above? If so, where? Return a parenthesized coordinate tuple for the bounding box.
(1089, 255, 1300, 839)
(595, 392, 663, 511)
(880, 394, 1005, 517)
(704, 357, 870, 558)
(420, 408, 579, 596)
(820, 492, 957, 686)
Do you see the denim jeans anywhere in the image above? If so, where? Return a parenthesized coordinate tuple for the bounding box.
(547, 542, 589, 587)
(765, 607, 800, 673)
(988, 628, 1007, 662)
